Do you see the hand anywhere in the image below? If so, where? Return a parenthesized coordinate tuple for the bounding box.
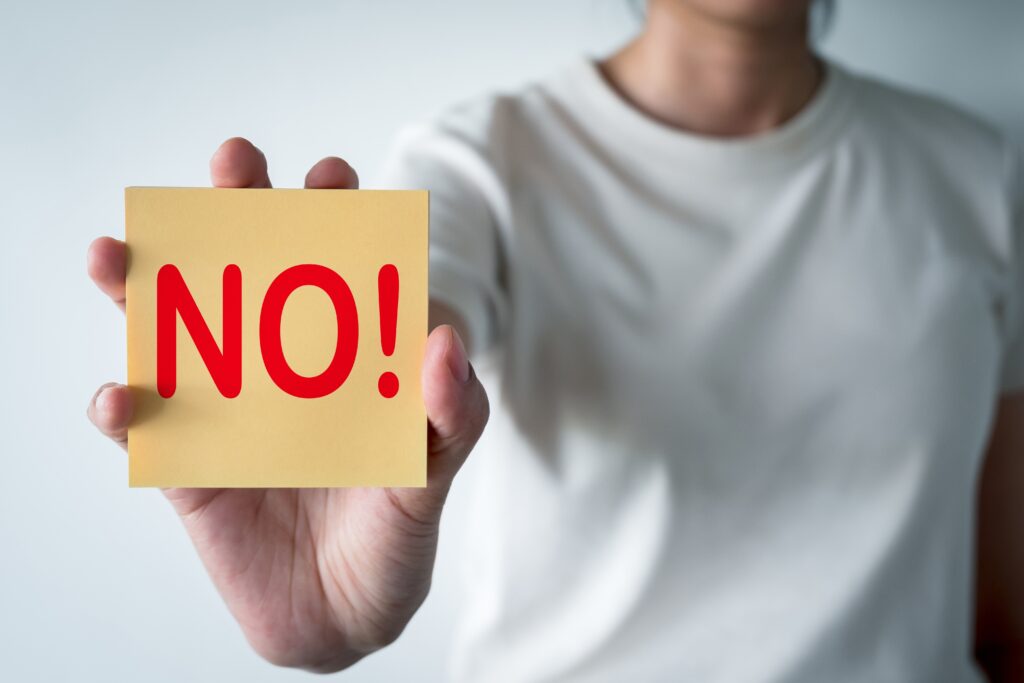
(85, 138, 489, 672)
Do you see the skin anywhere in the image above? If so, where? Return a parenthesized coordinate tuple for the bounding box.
(87, 0, 1024, 676)
(602, 0, 821, 137)
(976, 395, 1024, 680)
(605, 2, 1024, 677)
(87, 139, 489, 672)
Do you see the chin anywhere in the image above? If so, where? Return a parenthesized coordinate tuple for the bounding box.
(670, 0, 815, 28)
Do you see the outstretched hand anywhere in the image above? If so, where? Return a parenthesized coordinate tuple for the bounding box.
(86, 138, 489, 671)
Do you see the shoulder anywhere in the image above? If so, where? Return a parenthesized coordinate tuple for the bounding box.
(383, 65, 577, 177)
(394, 93, 522, 153)
(376, 74, 570, 230)
(839, 64, 1021, 255)
(839, 64, 1013, 181)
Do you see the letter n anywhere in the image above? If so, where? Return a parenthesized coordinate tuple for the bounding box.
(157, 264, 242, 398)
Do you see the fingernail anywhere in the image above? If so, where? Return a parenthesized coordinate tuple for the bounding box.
(95, 386, 115, 415)
(447, 329, 471, 384)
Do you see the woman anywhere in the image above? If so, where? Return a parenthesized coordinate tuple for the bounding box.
(86, 1, 1024, 680)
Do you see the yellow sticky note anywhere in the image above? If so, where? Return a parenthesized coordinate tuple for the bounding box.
(125, 187, 428, 488)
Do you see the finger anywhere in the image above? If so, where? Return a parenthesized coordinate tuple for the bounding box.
(389, 326, 488, 520)
(87, 383, 134, 450)
(210, 137, 272, 188)
(87, 237, 127, 313)
(304, 156, 359, 190)
(421, 326, 489, 483)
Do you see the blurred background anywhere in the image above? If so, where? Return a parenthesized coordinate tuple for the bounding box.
(1, 1, 1022, 680)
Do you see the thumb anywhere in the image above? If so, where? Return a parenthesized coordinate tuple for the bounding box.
(395, 325, 489, 514)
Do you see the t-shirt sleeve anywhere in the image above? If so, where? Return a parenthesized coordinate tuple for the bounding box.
(373, 122, 508, 355)
(999, 145, 1024, 394)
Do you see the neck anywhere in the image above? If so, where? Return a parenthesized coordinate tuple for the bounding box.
(600, 1, 821, 137)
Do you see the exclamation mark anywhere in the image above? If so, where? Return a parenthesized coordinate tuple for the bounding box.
(377, 264, 400, 398)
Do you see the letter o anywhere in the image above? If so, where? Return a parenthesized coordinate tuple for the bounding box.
(260, 264, 358, 398)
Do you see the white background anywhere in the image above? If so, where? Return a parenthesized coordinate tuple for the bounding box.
(1, 1, 1022, 681)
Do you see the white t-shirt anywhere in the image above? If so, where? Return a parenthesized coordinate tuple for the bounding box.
(376, 57, 1024, 682)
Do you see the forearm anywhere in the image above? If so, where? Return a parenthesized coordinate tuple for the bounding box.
(976, 641, 1024, 682)
(975, 395, 1024, 682)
